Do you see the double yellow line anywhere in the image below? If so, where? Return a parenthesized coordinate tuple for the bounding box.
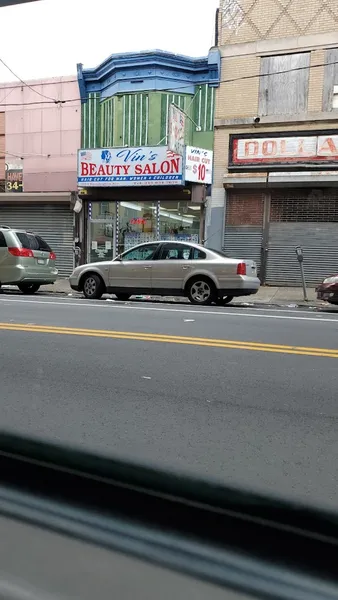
(0, 322, 337, 358)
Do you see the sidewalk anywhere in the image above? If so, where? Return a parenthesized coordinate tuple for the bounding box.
(42, 279, 319, 307)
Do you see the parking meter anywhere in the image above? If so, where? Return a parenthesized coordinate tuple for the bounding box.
(295, 246, 303, 263)
(295, 246, 307, 301)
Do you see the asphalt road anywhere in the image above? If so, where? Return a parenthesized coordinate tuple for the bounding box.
(1, 293, 338, 511)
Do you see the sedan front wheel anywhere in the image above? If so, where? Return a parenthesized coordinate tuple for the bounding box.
(82, 274, 105, 300)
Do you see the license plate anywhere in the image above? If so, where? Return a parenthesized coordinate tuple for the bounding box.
(37, 259, 46, 265)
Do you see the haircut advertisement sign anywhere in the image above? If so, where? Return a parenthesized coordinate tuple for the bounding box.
(185, 146, 213, 184)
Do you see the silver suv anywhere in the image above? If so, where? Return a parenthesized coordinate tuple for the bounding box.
(0, 226, 58, 294)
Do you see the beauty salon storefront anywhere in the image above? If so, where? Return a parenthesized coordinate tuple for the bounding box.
(78, 146, 208, 263)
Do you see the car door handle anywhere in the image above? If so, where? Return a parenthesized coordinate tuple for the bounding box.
(144, 266, 152, 270)
(182, 266, 191, 270)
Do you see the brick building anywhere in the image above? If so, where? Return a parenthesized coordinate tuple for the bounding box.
(213, 0, 338, 285)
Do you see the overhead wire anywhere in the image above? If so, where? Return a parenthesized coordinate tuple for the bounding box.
(0, 57, 63, 103)
(0, 78, 78, 92)
(0, 57, 337, 111)
(1, 56, 336, 160)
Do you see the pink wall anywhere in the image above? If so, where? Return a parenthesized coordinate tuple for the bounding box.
(1, 76, 81, 192)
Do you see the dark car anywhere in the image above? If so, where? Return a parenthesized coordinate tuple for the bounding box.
(316, 275, 338, 305)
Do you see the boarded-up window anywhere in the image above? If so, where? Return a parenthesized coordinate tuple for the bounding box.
(259, 53, 310, 116)
(323, 48, 338, 112)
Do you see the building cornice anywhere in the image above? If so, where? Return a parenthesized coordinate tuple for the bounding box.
(215, 112, 338, 128)
(77, 49, 220, 101)
(220, 31, 338, 58)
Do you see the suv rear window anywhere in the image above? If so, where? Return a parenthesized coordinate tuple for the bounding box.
(35, 235, 52, 252)
(0, 232, 7, 247)
(16, 232, 52, 252)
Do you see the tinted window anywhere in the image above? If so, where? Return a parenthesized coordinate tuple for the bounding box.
(35, 235, 52, 252)
(0, 232, 7, 247)
(192, 248, 206, 260)
(160, 244, 191, 260)
(16, 232, 39, 250)
(122, 244, 159, 261)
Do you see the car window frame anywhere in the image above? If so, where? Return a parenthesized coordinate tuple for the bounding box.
(190, 247, 207, 261)
(120, 243, 161, 262)
(158, 242, 192, 261)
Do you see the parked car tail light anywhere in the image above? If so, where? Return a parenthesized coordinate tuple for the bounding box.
(237, 262, 246, 276)
(49, 252, 56, 260)
(8, 247, 34, 258)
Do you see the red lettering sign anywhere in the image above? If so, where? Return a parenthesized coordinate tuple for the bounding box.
(130, 218, 146, 225)
(231, 134, 338, 167)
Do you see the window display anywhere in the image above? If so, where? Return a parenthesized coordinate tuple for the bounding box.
(158, 201, 200, 243)
(87, 199, 202, 262)
(118, 201, 157, 253)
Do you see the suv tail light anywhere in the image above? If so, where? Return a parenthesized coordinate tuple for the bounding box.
(49, 251, 56, 260)
(237, 262, 246, 276)
(8, 247, 33, 258)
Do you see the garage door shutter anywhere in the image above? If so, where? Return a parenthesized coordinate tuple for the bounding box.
(223, 226, 262, 272)
(0, 204, 74, 276)
(223, 191, 264, 275)
(266, 222, 338, 286)
(266, 194, 338, 286)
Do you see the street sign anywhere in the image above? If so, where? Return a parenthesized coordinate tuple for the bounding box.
(5, 168, 23, 193)
(168, 104, 185, 156)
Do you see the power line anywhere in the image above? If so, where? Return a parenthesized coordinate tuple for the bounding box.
(0, 57, 63, 103)
(2, 150, 78, 160)
(0, 78, 78, 92)
(0, 57, 337, 109)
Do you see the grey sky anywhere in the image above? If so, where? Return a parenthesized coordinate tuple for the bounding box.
(0, 0, 219, 83)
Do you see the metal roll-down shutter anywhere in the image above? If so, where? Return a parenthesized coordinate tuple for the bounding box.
(266, 193, 338, 286)
(223, 191, 264, 275)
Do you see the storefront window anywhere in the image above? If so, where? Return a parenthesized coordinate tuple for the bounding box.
(158, 201, 200, 243)
(118, 201, 157, 253)
(88, 202, 116, 263)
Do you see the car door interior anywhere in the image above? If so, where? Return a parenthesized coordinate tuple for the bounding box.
(0, 432, 337, 600)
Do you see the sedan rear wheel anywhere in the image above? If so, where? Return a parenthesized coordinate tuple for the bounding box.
(115, 294, 131, 301)
(187, 277, 216, 306)
(82, 274, 105, 300)
(18, 283, 40, 295)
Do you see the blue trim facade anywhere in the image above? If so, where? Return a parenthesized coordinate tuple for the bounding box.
(77, 48, 220, 101)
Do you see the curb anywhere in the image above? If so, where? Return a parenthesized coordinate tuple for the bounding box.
(1, 285, 325, 310)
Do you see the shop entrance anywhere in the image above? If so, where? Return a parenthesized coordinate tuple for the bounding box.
(88, 217, 115, 263)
